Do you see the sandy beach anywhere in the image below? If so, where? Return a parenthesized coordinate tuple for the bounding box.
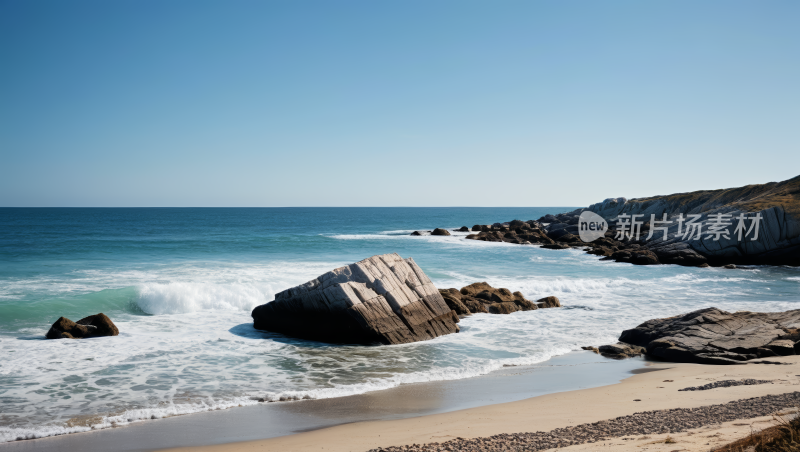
(162, 356, 800, 452)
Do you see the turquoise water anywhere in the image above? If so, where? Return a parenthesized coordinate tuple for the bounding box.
(1, 207, 799, 442)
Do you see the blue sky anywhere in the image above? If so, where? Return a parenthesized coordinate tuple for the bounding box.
(1, 0, 798, 207)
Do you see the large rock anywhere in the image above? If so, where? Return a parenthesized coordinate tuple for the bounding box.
(431, 228, 451, 236)
(251, 254, 460, 345)
(46, 313, 119, 339)
(617, 307, 800, 364)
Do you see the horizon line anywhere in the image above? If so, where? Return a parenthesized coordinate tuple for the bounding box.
(0, 206, 581, 209)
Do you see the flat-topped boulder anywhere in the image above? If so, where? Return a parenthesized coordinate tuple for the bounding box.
(613, 307, 800, 364)
(251, 253, 460, 345)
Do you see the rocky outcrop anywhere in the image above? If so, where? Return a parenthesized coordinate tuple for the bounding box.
(549, 175, 800, 266)
(464, 220, 556, 246)
(251, 254, 460, 345)
(431, 228, 451, 236)
(610, 307, 800, 364)
(459, 175, 799, 267)
(46, 313, 119, 339)
(438, 282, 560, 315)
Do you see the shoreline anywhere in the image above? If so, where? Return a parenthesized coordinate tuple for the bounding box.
(0, 351, 649, 452)
(159, 356, 800, 452)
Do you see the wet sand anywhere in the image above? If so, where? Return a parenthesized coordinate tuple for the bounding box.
(164, 356, 800, 452)
(0, 352, 647, 452)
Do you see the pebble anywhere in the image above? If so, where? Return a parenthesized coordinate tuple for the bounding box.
(678, 379, 772, 392)
(366, 392, 800, 452)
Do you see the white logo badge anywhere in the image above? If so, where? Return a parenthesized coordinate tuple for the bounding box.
(578, 211, 608, 242)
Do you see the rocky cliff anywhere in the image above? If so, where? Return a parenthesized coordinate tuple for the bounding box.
(583, 175, 800, 266)
(251, 253, 460, 344)
(532, 175, 799, 266)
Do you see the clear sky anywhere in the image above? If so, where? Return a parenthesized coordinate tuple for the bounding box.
(1, 0, 798, 207)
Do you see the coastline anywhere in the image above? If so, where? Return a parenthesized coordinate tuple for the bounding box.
(160, 356, 800, 452)
(7, 354, 800, 452)
(0, 351, 648, 452)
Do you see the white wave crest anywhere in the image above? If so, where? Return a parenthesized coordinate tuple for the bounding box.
(135, 282, 272, 314)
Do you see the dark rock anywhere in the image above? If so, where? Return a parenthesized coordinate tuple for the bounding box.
(471, 224, 483, 232)
(679, 379, 772, 391)
(459, 282, 494, 297)
(46, 317, 91, 339)
(631, 250, 659, 265)
(536, 296, 561, 308)
(541, 243, 570, 250)
(410, 231, 427, 236)
(77, 313, 119, 337)
(546, 228, 571, 241)
(597, 342, 646, 359)
(724, 264, 737, 269)
(555, 233, 582, 243)
(512, 291, 537, 310)
(431, 228, 451, 236)
(581, 346, 600, 354)
(438, 288, 471, 316)
(538, 214, 559, 224)
(475, 288, 514, 303)
(461, 297, 488, 314)
(547, 222, 569, 232)
(457, 226, 470, 232)
(488, 302, 520, 314)
(435, 282, 547, 315)
(46, 313, 118, 339)
(251, 254, 460, 345)
(587, 246, 613, 257)
(611, 250, 632, 262)
(618, 307, 800, 364)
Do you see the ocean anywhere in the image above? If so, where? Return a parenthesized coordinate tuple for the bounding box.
(1, 207, 799, 443)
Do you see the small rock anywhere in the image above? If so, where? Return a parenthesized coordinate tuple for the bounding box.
(536, 296, 561, 308)
(431, 228, 451, 236)
(45, 313, 119, 339)
(597, 342, 645, 359)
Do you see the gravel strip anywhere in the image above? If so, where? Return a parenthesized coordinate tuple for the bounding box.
(367, 392, 800, 452)
(679, 379, 773, 392)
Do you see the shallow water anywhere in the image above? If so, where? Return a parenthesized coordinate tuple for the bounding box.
(1, 207, 799, 442)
